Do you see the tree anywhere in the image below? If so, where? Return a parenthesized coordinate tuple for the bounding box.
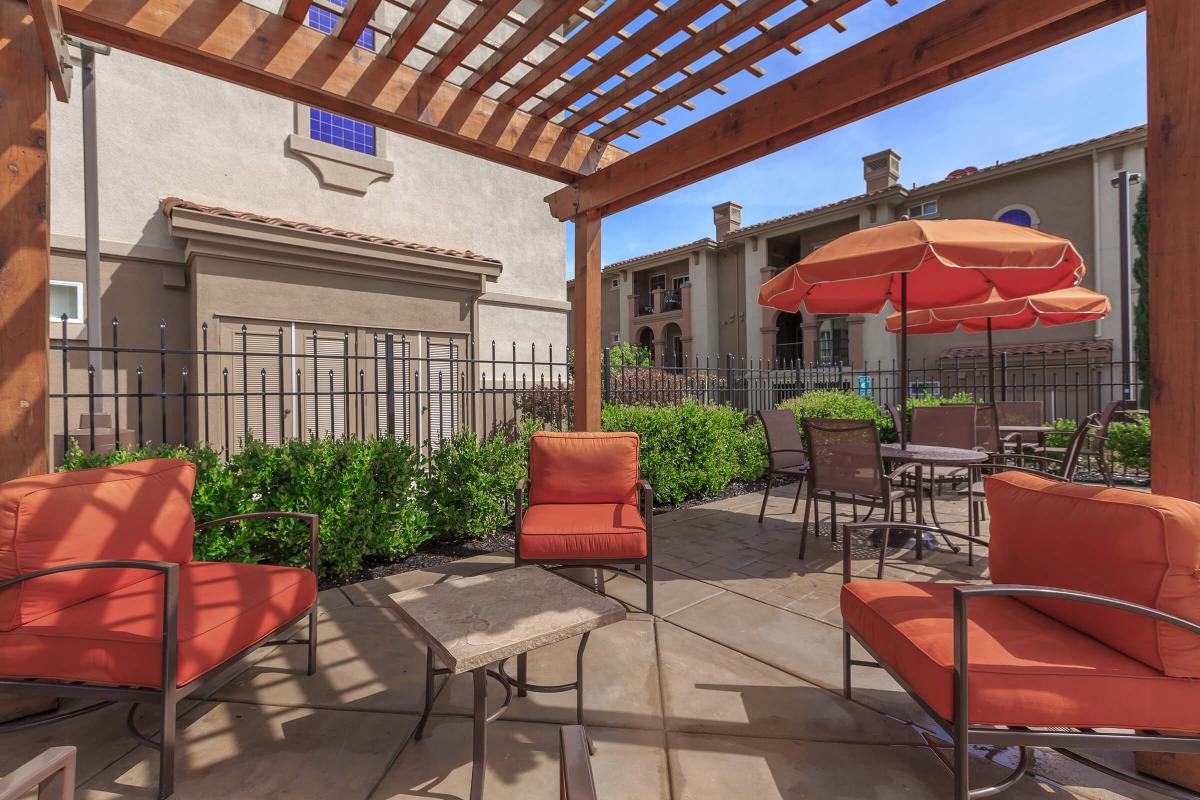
(1132, 183, 1149, 407)
(608, 342, 653, 367)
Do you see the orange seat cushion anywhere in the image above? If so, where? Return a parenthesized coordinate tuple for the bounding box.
(528, 432, 639, 505)
(0, 459, 197, 631)
(519, 503, 647, 560)
(0, 561, 315, 688)
(986, 471, 1200, 677)
(842, 581, 1200, 731)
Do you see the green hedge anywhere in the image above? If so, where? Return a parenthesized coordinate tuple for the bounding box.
(601, 401, 766, 505)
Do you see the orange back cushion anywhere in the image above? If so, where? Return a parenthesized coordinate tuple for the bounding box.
(986, 471, 1200, 677)
(0, 459, 196, 631)
(528, 432, 639, 505)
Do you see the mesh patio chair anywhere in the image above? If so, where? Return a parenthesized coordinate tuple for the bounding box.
(1039, 400, 1130, 486)
(995, 400, 1046, 451)
(800, 418, 921, 578)
(973, 403, 1021, 455)
(908, 404, 978, 513)
(755, 409, 810, 523)
(884, 403, 903, 440)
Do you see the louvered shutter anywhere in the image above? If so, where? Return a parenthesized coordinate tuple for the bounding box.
(426, 339, 461, 448)
(303, 331, 350, 440)
(374, 335, 412, 444)
(230, 327, 286, 450)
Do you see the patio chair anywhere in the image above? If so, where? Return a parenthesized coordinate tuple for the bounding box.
(972, 403, 1021, 455)
(1039, 400, 1130, 486)
(0, 746, 76, 800)
(907, 404, 978, 524)
(884, 403, 903, 440)
(0, 459, 319, 800)
(840, 471, 1200, 800)
(515, 432, 654, 615)
(799, 418, 921, 578)
(755, 409, 810, 523)
(995, 399, 1045, 451)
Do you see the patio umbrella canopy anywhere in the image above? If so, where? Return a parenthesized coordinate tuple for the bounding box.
(884, 287, 1112, 403)
(758, 218, 1087, 445)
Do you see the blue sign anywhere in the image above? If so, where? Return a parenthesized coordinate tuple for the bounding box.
(857, 375, 873, 396)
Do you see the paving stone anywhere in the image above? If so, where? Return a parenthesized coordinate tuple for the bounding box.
(372, 718, 669, 800)
(79, 702, 412, 799)
(212, 605, 432, 713)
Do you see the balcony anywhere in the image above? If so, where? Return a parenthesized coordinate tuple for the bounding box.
(633, 287, 686, 318)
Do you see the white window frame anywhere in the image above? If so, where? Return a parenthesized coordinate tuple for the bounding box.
(49, 280, 84, 324)
(611, 333, 620, 343)
(907, 200, 939, 219)
(648, 272, 666, 291)
(993, 204, 1041, 230)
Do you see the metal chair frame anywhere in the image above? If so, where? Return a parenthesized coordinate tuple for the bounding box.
(0, 512, 320, 800)
(841, 519, 1200, 800)
(755, 409, 810, 523)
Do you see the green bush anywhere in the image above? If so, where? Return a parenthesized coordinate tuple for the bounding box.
(778, 390, 888, 439)
(1043, 418, 1077, 450)
(424, 421, 536, 539)
(1106, 416, 1151, 471)
(62, 436, 428, 578)
(601, 401, 765, 505)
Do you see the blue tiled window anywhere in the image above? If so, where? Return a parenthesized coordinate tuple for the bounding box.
(997, 208, 1034, 227)
(307, 1, 378, 156)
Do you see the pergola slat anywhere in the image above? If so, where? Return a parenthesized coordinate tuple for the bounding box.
(593, 0, 874, 140)
(563, 0, 799, 131)
(384, 0, 453, 61)
(461, 1, 594, 94)
(26, 0, 73, 101)
(424, 0, 523, 80)
(547, 0, 1141, 219)
(335, 0, 384, 43)
(528, 0, 727, 120)
(57, 0, 627, 182)
(499, 0, 660, 109)
(281, 0, 311, 22)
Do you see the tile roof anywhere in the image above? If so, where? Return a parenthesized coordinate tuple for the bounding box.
(733, 186, 901, 237)
(160, 197, 502, 265)
(941, 339, 1113, 359)
(602, 237, 716, 273)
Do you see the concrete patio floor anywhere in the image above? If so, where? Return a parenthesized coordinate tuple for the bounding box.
(2, 484, 1163, 799)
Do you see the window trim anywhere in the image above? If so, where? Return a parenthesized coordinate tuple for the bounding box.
(49, 280, 84, 324)
(993, 204, 1041, 230)
(648, 272, 666, 291)
(907, 200, 939, 219)
(611, 278, 620, 289)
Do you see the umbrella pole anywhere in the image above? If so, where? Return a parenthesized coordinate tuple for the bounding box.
(900, 273, 908, 449)
(987, 318, 995, 405)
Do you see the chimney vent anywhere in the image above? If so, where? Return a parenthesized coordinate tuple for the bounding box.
(862, 149, 901, 193)
(712, 201, 742, 240)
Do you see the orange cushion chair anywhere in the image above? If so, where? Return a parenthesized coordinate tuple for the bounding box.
(0, 459, 320, 800)
(839, 470, 1200, 800)
(516, 432, 653, 614)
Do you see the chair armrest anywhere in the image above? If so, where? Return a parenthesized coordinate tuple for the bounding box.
(885, 461, 923, 483)
(0, 559, 177, 591)
(839, 522, 988, 583)
(196, 512, 320, 576)
(0, 746, 76, 800)
(514, 477, 530, 536)
(768, 448, 808, 455)
(637, 480, 654, 525)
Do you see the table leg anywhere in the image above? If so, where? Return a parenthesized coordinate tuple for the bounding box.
(517, 652, 528, 698)
(576, 631, 595, 755)
(415, 647, 435, 741)
(471, 667, 487, 800)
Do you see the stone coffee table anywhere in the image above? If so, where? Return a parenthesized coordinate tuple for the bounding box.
(388, 565, 626, 800)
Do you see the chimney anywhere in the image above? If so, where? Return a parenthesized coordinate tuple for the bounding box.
(712, 201, 742, 240)
(862, 149, 901, 193)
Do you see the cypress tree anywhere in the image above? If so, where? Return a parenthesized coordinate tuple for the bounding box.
(1132, 183, 1149, 407)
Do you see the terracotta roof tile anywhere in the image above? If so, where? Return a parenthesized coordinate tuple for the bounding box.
(160, 197, 502, 265)
(941, 338, 1113, 359)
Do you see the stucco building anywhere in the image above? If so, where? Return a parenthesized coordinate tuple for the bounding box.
(567, 126, 1146, 372)
(48, 2, 574, 456)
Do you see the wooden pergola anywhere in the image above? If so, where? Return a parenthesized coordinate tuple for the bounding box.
(1, 0, 1195, 497)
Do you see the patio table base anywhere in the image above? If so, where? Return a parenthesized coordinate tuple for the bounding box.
(413, 632, 593, 800)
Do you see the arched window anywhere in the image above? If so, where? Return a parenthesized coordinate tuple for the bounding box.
(994, 205, 1039, 229)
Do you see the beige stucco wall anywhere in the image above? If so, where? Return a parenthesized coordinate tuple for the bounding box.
(47, 45, 567, 342)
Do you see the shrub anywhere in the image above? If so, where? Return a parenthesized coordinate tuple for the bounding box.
(608, 342, 652, 367)
(601, 401, 766, 505)
(778, 390, 888, 439)
(1106, 416, 1151, 471)
(1044, 418, 1077, 450)
(62, 436, 428, 578)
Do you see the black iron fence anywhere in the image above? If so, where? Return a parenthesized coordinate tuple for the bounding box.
(52, 316, 1144, 465)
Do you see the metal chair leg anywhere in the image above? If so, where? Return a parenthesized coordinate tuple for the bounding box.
(830, 496, 839, 544)
(307, 607, 318, 676)
(791, 474, 805, 514)
(157, 698, 176, 800)
(758, 471, 775, 523)
(471, 668, 488, 800)
(798, 492, 813, 559)
(644, 560, 654, 616)
(842, 630, 853, 699)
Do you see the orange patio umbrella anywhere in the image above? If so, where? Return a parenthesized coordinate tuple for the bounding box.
(758, 218, 1086, 446)
(884, 286, 1112, 403)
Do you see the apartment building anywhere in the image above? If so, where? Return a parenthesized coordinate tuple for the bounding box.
(568, 126, 1146, 370)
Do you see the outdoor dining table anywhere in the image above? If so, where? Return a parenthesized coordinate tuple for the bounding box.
(388, 566, 625, 800)
(879, 443, 989, 553)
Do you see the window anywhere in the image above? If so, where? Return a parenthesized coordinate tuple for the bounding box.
(817, 316, 850, 364)
(611, 334, 620, 343)
(907, 200, 938, 219)
(307, 2, 377, 156)
(611, 278, 619, 289)
(672, 276, 688, 293)
(994, 205, 1039, 229)
(649, 273, 666, 291)
(50, 280, 82, 323)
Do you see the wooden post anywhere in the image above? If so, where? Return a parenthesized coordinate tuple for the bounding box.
(0, 0, 52, 481)
(1147, 0, 1199, 499)
(572, 210, 602, 431)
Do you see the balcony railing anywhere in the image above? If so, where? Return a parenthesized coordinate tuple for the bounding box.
(634, 291, 684, 316)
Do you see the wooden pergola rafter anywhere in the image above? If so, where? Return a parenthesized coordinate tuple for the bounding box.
(4, 0, 1197, 507)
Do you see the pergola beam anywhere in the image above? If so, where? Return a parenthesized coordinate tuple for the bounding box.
(334, 0, 384, 44)
(461, 0, 593, 95)
(1147, 0, 1200, 499)
(383, 0, 453, 62)
(424, 0, 523, 80)
(280, 0, 309, 23)
(547, 0, 1142, 219)
(27, 0, 74, 101)
(57, 0, 627, 183)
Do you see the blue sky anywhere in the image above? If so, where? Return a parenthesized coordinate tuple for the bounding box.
(564, 4, 1147, 276)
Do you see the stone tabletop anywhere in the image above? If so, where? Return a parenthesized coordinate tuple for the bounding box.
(879, 443, 989, 465)
(387, 566, 626, 674)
